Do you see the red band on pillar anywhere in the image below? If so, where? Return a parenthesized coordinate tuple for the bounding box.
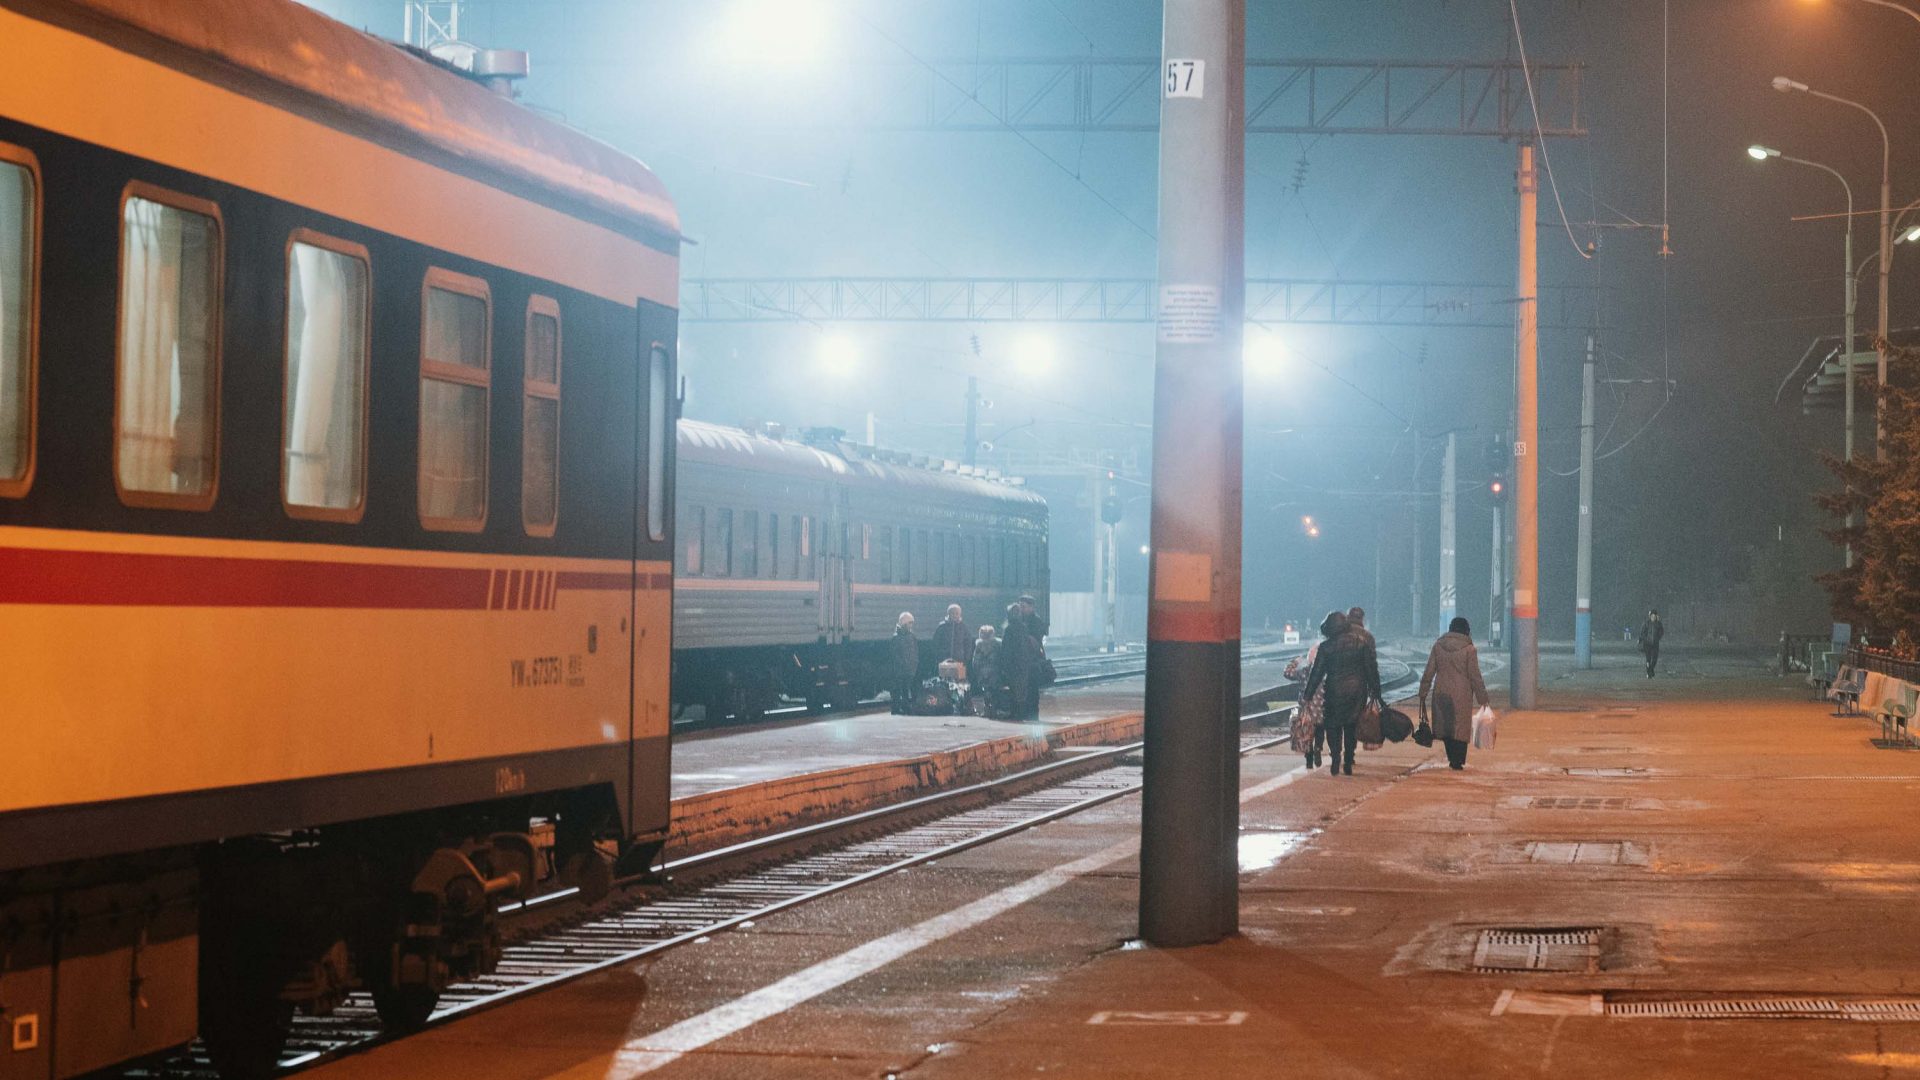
(1148, 608, 1242, 643)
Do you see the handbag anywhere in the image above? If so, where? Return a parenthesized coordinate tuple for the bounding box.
(1381, 707, 1414, 744)
(1038, 656, 1058, 687)
(1289, 713, 1318, 754)
(1355, 697, 1384, 746)
(1412, 720, 1435, 748)
(1471, 704, 1498, 750)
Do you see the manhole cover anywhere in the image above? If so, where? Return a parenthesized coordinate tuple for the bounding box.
(1607, 997, 1920, 1021)
(1472, 928, 1602, 972)
(1526, 841, 1626, 864)
(1531, 796, 1632, 810)
(1563, 767, 1651, 778)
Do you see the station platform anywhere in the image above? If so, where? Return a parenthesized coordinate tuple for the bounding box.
(311, 644, 1911, 1080)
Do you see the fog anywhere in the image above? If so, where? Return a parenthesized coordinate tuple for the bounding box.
(305, 0, 1920, 642)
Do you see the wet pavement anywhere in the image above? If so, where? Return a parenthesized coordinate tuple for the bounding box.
(299, 643, 1891, 1080)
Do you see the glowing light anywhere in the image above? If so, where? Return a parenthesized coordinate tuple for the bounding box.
(1307, 525, 1320, 538)
(1903, 225, 1920, 244)
(1139, 544, 1151, 556)
(1748, 144, 1779, 160)
(725, 0, 828, 67)
(1011, 333, 1056, 377)
(1772, 75, 1810, 93)
(1243, 327, 1289, 378)
(817, 335, 859, 377)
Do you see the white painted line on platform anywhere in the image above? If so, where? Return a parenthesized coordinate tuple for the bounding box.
(582, 762, 1310, 1079)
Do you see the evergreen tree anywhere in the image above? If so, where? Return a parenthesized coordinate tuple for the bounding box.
(1817, 342, 1920, 655)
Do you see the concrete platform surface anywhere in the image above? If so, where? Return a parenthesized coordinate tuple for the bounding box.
(304, 645, 1908, 1080)
(669, 655, 1307, 799)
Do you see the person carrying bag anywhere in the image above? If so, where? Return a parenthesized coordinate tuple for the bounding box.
(1418, 616, 1491, 770)
(1302, 609, 1383, 777)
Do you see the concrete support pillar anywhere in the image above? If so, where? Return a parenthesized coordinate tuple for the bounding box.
(1575, 335, 1594, 669)
(1511, 142, 1540, 709)
(1439, 431, 1457, 635)
(1139, 0, 1244, 948)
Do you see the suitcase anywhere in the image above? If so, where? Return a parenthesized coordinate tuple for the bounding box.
(938, 660, 967, 682)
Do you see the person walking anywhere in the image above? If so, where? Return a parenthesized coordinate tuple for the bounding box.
(1346, 606, 1374, 649)
(1285, 611, 1343, 770)
(1419, 616, 1490, 771)
(889, 612, 919, 714)
(1001, 601, 1035, 720)
(933, 604, 973, 676)
(1639, 609, 1664, 678)
(970, 625, 1001, 715)
(1302, 609, 1383, 776)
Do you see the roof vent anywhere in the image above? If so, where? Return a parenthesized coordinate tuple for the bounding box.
(425, 40, 530, 98)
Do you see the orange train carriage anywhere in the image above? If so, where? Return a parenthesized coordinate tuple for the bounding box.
(0, 0, 678, 1075)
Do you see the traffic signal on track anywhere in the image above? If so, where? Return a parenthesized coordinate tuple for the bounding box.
(1489, 475, 1508, 503)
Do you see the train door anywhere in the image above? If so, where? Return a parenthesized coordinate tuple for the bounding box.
(821, 490, 855, 645)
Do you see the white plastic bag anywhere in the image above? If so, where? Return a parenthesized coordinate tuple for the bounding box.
(1471, 705, 1498, 750)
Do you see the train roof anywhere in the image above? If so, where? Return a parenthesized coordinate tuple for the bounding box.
(678, 420, 1048, 511)
(43, 0, 678, 243)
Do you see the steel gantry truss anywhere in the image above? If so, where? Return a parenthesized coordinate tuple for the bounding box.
(683, 277, 1595, 329)
(861, 57, 1582, 138)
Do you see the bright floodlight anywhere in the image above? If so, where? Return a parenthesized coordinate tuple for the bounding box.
(1243, 327, 1288, 378)
(1748, 144, 1780, 160)
(1139, 544, 1151, 555)
(1012, 334, 1056, 377)
(726, 0, 826, 66)
(817, 334, 858, 377)
(1772, 76, 1810, 93)
(1903, 224, 1920, 244)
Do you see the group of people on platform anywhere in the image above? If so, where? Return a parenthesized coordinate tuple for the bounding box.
(890, 595, 1049, 720)
(1288, 606, 1491, 776)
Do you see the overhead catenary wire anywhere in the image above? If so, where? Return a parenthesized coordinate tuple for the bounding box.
(1508, 0, 1591, 261)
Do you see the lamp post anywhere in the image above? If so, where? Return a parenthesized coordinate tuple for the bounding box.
(1838, 0, 1920, 28)
(1748, 145, 1857, 503)
(1773, 77, 1891, 460)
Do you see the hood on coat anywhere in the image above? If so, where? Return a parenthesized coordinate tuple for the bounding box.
(1434, 631, 1474, 653)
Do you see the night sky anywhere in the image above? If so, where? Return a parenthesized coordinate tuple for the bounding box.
(304, 0, 1920, 640)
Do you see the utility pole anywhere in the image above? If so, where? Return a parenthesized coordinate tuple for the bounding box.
(1511, 142, 1540, 709)
(1575, 335, 1594, 669)
(964, 375, 981, 468)
(1104, 522, 1118, 652)
(1409, 435, 1424, 637)
(1490, 507, 1504, 648)
(1140, 0, 1243, 948)
(1438, 431, 1457, 634)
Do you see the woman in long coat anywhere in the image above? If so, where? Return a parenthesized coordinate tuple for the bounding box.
(889, 612, 920, 715)
(1302, 609, 1383, 776)
(1419, 616, 1490, 769)
(1285, 611, 1346, 770)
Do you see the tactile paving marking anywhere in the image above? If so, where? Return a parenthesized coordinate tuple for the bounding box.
(1531, 796, 1632, 810)
(1472, 928, 1602, 972)
(1606, 997, 1920, 1021)
(1525, 841, 1626, 864)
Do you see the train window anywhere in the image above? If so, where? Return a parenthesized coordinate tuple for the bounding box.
(523, 296, 561, 536)
(947, 533, 962, 585)
(715, 508, 734, 576)
(918, 529, 931, 585)
(282, 233, 369, 520)
(115, 188, 221, 508)
(768, 513, 782, 579)
(875, 525, 892, 583)
(741, 510, 759, 576)
(791, 514, 804, 578)
(646, 345, 670, 542)
(861, 523, 872, 560)
(418, 269, 490, 530)
(962, 535, 976, 586)
(932, 532, 947, 586)
(0, 148, 38, 497)
(683, 505, 704, 574)
(800, 514, 813, 578)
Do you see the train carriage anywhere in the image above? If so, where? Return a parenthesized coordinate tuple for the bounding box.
(673, 420, 1048, 720)
(0, 1, 678, 1075)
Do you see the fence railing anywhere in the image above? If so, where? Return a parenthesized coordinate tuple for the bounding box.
(1846, 646, 1920, 683)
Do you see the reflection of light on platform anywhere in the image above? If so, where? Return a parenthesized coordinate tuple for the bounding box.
(1238, 831, 1309, 873)
(1848, 1053, 1920, 1070)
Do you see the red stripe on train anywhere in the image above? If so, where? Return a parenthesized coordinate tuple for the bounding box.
(0, 547, 653, 609)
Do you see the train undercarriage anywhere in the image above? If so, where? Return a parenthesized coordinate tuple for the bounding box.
(672, 642, 899, 723)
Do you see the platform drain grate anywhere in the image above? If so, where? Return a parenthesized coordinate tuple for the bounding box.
(1607, 997, 1920, 1021)
(1525, 841, 1626, 865)
(1563, 767, 1650, 778)
(1531, 796, 1632, 810)
(1472, 928, 1602, 973)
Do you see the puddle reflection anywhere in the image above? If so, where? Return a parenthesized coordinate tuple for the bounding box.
(1238, 831, 1310, 873)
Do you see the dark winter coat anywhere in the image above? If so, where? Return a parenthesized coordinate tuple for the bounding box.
(1419, 631, 1490, 742)
(973, 637, 1000, 688)
(1302, 627, 1383, 730)
(933, 619, 974, 669)
(890, 627, 920, 681)
(1638, 617, 1664, 654)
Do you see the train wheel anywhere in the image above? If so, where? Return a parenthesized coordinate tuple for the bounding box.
(371, 981, 439, 1032)
(199, 924, 291, 1079)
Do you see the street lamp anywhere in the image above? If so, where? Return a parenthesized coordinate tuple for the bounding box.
(1773, 75, 1892, 459)
(816, 334, 859, 377)
(1747, 144, 1857, 466)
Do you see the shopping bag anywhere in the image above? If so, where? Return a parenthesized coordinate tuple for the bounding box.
(1289, 714, 1318, 754)
(1355, 699, 1384, 746)
(1381, 707, 1415, 744)
(1471, 705, 1498, 750)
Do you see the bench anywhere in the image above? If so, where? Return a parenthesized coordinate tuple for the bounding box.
(1876, 685, 1918, 747)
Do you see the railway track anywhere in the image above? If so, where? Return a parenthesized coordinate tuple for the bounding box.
(133, 668, 1409, 1078)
